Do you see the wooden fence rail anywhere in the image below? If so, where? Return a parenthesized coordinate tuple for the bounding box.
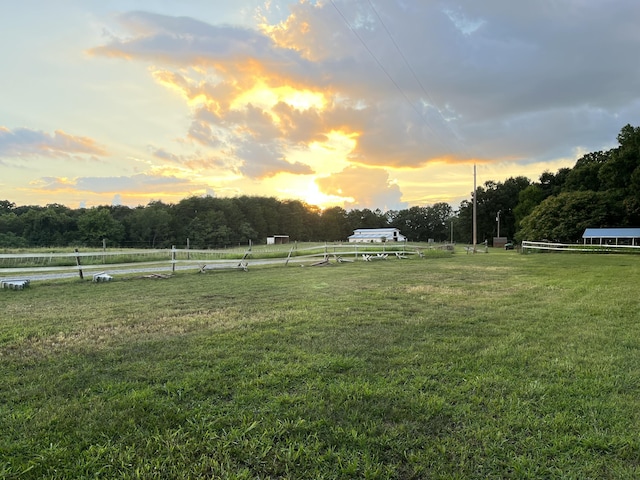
(521, 241, 640, 253)
(0, 243, 429, 283)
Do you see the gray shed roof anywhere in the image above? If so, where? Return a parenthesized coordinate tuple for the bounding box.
(582, 228, 640, 238)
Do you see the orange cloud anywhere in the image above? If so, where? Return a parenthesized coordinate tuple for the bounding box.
(0, 127, 107, 159)
(316, 166, 406, 210)
(259, 2, 335, 62)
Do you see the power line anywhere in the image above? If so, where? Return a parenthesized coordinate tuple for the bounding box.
(365, 0, 467, 155)
(329, 0, 452, 155)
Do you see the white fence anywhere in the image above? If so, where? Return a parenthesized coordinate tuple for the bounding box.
(521, 241, 640, 253)
(0, 243, 430, 283)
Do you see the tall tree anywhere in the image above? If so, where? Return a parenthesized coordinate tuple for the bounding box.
(514, 184, 545, 231)
(0, 200, 16, 214)
(185, 210, 226, 248)
(517, 191, 622, 242)
(319, 206, 350, 241)
(77, 207, 125, 247)
(598, 124, 640, 192)
(425, 202, 454, 241)
(563, 151, 608, 192)
(22, 204, 78, 246)
(126, 202, 172, 248)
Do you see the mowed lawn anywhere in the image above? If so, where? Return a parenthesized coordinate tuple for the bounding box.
(1, 250, 640, 479)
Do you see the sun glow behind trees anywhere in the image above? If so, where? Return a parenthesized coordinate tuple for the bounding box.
(2, 124, 640, 249)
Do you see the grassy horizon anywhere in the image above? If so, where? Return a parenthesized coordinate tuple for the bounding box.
(2, 250, 640, 478)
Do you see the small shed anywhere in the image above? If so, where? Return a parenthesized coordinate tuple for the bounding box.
(348, 228, 407, 243)
(582, 228, 640, 246)
(493, 236, 508, 248)
(267, 235, 290, 245)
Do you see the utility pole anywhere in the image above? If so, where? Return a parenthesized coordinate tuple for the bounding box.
(450, 220, 454, 244)
(496, 210, 501, 238)
(473, 164, 477, 253)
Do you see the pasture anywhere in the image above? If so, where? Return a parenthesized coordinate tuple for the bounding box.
(1, 249, 640, 478)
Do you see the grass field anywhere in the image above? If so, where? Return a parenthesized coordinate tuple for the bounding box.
(1, 249, 640, 478)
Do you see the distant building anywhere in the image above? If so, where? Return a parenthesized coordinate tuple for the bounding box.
(267, 235, 290, 245)
(582, 228, 640, 246)
(348, 228, 407, 243)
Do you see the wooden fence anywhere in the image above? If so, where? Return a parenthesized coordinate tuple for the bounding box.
(0, 243, 429, 284)
(521, 241, 640, 253)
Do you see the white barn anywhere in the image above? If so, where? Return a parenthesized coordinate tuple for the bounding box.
(348, 228, 407, 243)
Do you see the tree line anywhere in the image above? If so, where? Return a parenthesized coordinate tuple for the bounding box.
(1, 124, 638, 249)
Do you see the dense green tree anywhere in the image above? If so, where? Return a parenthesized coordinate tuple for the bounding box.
(126, 202, 172, 248)
(216, 198, 246, 239)
(259, 197, 283, 237)
(108, 205, 135, 245)
(563, 151, 608, 192)
(539, 168, 571, 198)
(0, 203, 27, 247)
(0, 212, 25, 237)
(624, 167, 640, 224)
(516, 125, 640, 241)
(346, 208, 388, 232)
(391, 207, 422, 241)
(319, 206, 350, 241)
(77, 207, 125, 247)
(236, 196, 268, 240)
(279, 200, 319, 241)
(517, 191, 622, 242)
(0, 232, 28, 247)
(185, 210, 226, 248)
(426, 202, 454, 241)
(388, 206, 425, 241)
(457, 176, 531, 245)
(0, 200, 16, 214)
(21, 204, 78, 246)
(388, 203, 453, 242)
(237, 221, 258, 245)
(514, 184, 545, 231)
(170, 196, 207, 244)
(598, 124, 640, 192)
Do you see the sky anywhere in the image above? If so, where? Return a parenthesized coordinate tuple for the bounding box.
(2, 1, 640, 211)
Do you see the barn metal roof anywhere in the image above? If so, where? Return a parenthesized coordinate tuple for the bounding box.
(582, 228, 640, 238)
(348, 233, 393, 239)
(348, 228, 406, 239)
(352, 228, 401, 234)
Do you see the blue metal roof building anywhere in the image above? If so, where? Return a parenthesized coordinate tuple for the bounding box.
(582, 228, 640, 245)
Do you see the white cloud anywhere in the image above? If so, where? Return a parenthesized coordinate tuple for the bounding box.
(8, 1, 640, 209)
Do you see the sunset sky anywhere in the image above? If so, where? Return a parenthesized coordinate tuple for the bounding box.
(2, 1, 639, 211)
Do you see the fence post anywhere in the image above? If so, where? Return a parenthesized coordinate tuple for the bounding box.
(171, 245, 176, 273)
(74, 248, 84, 280)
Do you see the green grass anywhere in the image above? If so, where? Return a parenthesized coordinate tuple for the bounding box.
(2, 250, 640, 478)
